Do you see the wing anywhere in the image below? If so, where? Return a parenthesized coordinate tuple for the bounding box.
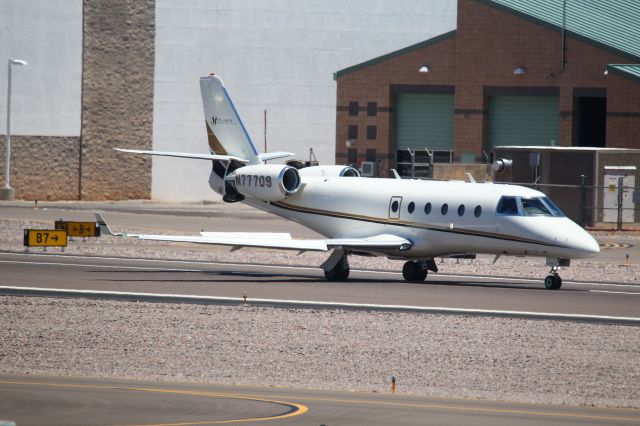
(95, 213, 411, 252)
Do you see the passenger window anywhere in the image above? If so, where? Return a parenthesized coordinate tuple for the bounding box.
(408, 202, 415, 214)
(474, 205, 482, 217)
(441, 203, 448, 215)
(458, 204, 465, 216)
(424, 202, 432, 214)
(391, 200, 399, 213)
(497, 196, 518, 215)
(522, 198, 551, 216)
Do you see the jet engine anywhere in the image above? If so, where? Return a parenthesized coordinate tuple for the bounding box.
(298, 165, 360, 177)
(230, 164, 301, 201)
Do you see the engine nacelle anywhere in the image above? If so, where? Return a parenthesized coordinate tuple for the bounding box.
(298, 165, 360, 178)
(231, 164, 301, 201)
(491, 158, 513, 173)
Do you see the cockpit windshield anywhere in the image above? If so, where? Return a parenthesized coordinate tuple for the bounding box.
(496, 196, 519, 215)
(521, 197, 551, 215)
(540, 197, 564, 216)
(496, 196, 565, 217)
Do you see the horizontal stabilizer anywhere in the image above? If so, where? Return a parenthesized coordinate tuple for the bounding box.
(114, 148, 249, 163)
(258, 151, 295, 161)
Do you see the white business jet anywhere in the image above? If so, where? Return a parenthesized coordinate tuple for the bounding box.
(98, 74, 600, 290)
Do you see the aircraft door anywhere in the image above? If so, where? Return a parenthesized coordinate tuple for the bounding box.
(389, 196, 402, 220)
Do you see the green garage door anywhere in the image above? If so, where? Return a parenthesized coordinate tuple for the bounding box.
(488, 96, 559, 150)
(395, 94, 454, 151)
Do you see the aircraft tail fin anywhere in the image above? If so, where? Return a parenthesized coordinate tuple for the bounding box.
(200, 74, 260, 165)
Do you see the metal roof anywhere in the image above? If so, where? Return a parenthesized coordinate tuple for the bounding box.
(607, 64, 640, 84)
(481, 0, 640, 62)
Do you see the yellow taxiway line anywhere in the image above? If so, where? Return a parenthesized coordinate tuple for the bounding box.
(0, 380, 308, 425)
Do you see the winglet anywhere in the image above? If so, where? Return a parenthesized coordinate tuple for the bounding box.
(94, 212, 122, 236)
(391, 169, 402, 180)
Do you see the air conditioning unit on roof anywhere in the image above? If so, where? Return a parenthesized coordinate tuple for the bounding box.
(361, 161, 377, 177)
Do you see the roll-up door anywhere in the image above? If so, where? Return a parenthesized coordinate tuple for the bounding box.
(395, 94, 454, 151)
(488, 96, 559, 150)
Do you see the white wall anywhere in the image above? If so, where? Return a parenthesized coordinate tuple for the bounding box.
(0, 0, 82, 136)
(153, 0, 457, 201)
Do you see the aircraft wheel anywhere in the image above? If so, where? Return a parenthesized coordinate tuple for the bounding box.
(544, 274, 562, 290)
(324, 257, 350, 281)
(402, 261, 427, 282)
(553, 275, 562, 289)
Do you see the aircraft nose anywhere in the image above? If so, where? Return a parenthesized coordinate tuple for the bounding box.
(585, 234, 600, 256)
(575, 229, 600, 258)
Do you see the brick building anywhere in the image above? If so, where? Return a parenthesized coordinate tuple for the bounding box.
(334, 0, 640, 179)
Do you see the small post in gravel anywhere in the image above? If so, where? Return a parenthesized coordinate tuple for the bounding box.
(391, 375, 396, 394)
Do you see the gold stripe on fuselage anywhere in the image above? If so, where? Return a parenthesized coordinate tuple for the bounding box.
(271, 201, 564, 249)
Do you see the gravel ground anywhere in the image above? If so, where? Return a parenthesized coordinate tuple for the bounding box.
(2, 217, 640, 408)
(1, 297, 639, 408)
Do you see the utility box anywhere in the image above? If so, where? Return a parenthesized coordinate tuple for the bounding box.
(603, 166, 636, 223)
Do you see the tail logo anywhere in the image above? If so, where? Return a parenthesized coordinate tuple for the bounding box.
(211, 115, 234, 126)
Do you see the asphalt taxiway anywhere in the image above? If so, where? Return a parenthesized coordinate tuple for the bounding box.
(1, 252, 639, 320)
(1, 375, 638, 426)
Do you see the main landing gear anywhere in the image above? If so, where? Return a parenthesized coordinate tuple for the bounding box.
(402, 259, 438, 282)
(402, 261, 427, 282)
(544, 265, 563, 290)
(323, 251, 350, 281)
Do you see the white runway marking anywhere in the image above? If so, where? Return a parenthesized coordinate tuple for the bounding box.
(589, 290, 640, 295)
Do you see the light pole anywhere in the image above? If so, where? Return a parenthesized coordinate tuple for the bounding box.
(2, 58, 28, 200)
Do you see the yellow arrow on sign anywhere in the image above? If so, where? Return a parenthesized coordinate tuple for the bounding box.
(23, 229, 68, 247)
(55, 221, 100, 237)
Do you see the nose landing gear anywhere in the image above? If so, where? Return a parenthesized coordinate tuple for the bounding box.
(544, 265, 563, 290)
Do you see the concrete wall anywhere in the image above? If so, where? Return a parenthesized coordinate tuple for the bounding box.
(153, 0, 457, 201)
(0, 0, 82, 136)
(0, 0, 83, 200)
(1, 0, 154, 201)
(0, 136, 80, 200)
(80, 0, 155, 200)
